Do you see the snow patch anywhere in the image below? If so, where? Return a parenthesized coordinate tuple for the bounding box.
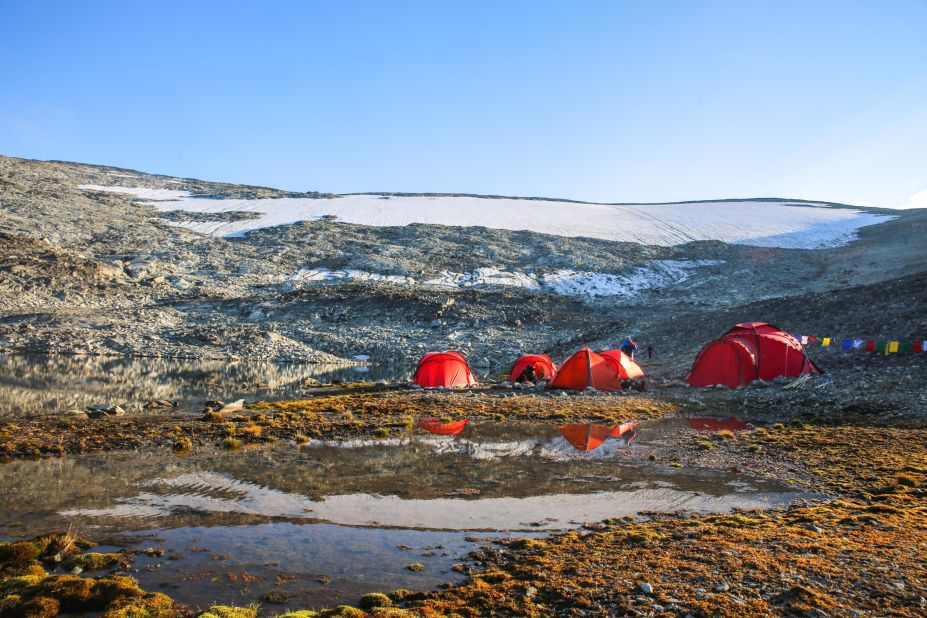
(77, 185, 894, 249)
(288, 268, 416, 286)
(285, 260, 721, 298)
(423, 268, 542, 290)
(79, 184, 189, 201)
(540, 260, 722, 298)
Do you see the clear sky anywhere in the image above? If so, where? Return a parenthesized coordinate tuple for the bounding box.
(2, 1, 925, 208)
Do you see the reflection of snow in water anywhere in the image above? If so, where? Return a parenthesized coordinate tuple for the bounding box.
(62, 470, 806, 532)
(307, 434, 634, 462)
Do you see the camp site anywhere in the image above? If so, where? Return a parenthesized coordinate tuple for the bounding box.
(2, 3, 927, 617)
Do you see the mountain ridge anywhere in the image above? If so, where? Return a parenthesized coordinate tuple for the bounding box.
(0, 154, 924, 370)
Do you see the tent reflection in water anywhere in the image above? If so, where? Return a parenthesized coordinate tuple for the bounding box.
(413, 350, 478, 388)
(558, 422, 638, 452)
(550, 348, 622, 392)
(687, 322, 821, 389)
(418, 417, 469, 435)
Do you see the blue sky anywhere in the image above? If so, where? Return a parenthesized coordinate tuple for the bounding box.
(2, 1, 925, 208)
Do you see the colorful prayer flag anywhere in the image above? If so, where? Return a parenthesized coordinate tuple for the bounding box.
(900, 341, 912, 354)
(800, 336, 808, 345)
(822, 338, 831, 347)
(809, 336, 818, 343)
(853, 339, 863, 349)
(876, 341, 888, 354)
(841, 339, 852, 351)
(914, 341, 924, 353)
(888, 341, 899, 353)
(866, 340, 876, 352)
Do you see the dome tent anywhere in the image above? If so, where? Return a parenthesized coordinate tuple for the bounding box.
(687, 322, 820, 389)
(597, 349, 645, 380)
(550, 347, 622, 392)
(509, 354, 557, 382)
(413, 351, 478, 388)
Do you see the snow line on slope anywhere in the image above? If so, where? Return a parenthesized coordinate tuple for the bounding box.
(286, 261, 722, 298)
(78, 184, 894, 249)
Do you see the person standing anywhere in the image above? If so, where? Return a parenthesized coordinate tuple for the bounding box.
(620, 336, 638, 359)
(646, 343, 654, 359)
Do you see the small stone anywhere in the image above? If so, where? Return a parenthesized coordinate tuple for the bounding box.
(260, 591, 288, 604)
(639, 582, 654, 594)
(715, 582, 730, 592)
(86, 403, 125, 417)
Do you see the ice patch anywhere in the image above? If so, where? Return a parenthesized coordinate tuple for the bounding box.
(288, 268, 416, 286)
(77, 185, 894, 249)
(540, 260, 722, 298)
(285, 260, 721, 299)
(423, 268, 542, 290)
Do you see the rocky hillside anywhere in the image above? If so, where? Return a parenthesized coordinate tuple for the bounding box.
(0, 154, 924, 368)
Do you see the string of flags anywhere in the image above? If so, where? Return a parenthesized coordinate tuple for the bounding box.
(794, 335, 926, 354)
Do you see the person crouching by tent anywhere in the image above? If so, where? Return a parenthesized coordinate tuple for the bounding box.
(515, 364, 538, 385)
(620, 337, 638, 359)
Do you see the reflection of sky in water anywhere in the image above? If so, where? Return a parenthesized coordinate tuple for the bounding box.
(1, 420, 814, 610)
(126, 523, 514, 611)
(34, 421, 806, 533)
(0, 353, 409, 417)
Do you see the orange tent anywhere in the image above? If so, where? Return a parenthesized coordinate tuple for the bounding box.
(419, 417, 469, 435)
(559, 424, 615, 452)
(550, 347, 621, 391)
(509, 354, 557, 382)
(413, 351, 477, 388)
(598, 349, 645, 380)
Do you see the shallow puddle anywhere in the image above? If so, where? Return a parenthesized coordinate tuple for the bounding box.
(0, 353, 407, 417)
(0, 420, 811, 610)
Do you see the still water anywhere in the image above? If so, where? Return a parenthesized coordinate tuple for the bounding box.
(0, 420, 812, 611)
(0, 353, 409, 417)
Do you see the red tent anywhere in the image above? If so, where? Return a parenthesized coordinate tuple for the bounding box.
(550, 347, 621, 392)
(413, 351, 478, 388)
(509, 354, 557, 382)
(687, 322, 821, 389)
(598, 349, 645, 379)
(559, 424, 615, 452)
